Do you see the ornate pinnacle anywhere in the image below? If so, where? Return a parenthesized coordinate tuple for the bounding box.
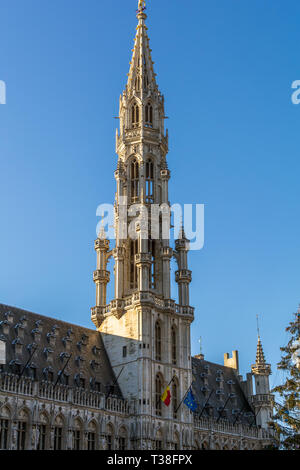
(251, 335, 271, 376)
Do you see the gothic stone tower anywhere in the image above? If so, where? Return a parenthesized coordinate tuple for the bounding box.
(91, 1, 194, 449)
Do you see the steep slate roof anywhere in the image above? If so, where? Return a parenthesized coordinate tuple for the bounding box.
(0, 303, 122, 397)
(192, 357, 255, 425)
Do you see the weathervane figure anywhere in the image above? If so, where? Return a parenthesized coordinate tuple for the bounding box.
(138, 0, 146, 12)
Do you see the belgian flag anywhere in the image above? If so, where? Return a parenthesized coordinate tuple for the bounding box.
(161, 386, 171, 407)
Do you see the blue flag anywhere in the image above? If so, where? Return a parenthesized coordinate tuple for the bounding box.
(184, 388, 198, 413)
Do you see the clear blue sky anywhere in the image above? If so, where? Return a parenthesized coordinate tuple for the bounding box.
(0, 0, 299, 386)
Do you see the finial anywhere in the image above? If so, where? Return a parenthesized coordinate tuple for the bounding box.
(138, 0, 146, 12)
(256, 314, 260, 338)
(199, 337, 202, 356)
(98, 212, 106, 240)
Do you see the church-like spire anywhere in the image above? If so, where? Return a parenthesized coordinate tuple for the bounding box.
(252, 335, 271, 376)
(127, 0, 158, 98)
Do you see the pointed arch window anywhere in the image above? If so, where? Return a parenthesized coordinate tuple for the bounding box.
(130, 239, 138, 290)
(145, 102, 153, 127)
(130, 159, 140, 202)
(171, 326, 177, 365)
(155, 374, 163, 416)
(145, 159, 154, 203)
(155, 321, 162, 361)
(0, 418, 9, 450)
(131, 103, 140, 128)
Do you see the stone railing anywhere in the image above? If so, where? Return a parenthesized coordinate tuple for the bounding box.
(194, 416, 271, 440)
(250, 394, 273, 405)
(0, 373, 130, 415)
(94, 292, 194, 318)
(0, 373, 34, 396)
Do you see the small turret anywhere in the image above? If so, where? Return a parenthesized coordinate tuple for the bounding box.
(175, 224, 192, 306)
(251, 333, 273, 429)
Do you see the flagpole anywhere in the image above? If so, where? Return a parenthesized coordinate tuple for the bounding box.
(156, 375, 176, 410)
(53, 353, 72, 390)
(174, 380, 194, 414)
(216, 394, 231, 423)
(197, 389, 214, 419)
(233, 405, 245, 425)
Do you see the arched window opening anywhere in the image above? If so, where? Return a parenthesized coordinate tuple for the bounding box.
(131, 103, 140, 128)
(130, 159, 140, 202)
(171, 326, 177, 365)
(0, 407, 10, 450)
(106, 424, 114, 450)
(145, 159, 154, 203)
(155, 374, 163, 417)
(155, 322, 162, 361)
(155, 429, 163, 450)
(37, 413, 49, 450)
(148, 237, 156, 289)
(17, 410, 29, 451)
(172, 380, 179, 420)
(130, 239, 138, 290)
(54, 416, 64, 451)
(88, 422, 97, 451)
(117, 427, 127, 450)
(72, 419, 82, 450)
(145, 103, 153, 127)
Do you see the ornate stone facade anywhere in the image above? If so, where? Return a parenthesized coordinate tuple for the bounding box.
(0, 1, 275, 451)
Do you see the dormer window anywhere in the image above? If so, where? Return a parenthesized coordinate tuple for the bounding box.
(131, 103, 140, 128)
(145, 103, 153, 127)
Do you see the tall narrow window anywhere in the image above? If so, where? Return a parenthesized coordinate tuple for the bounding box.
(131, 103, 140, 127)
(37, 425, 47, 450)
(155, 322, 162, 361)
(130, 159, 140, 202)
(0, 419, 9, 450)
(172, 381, 178, 420)
(145, 159, 154, 203)
(72, 430, 81, 450)
(155, 374, 162, 416)
(54, 426, 63, 450)
(148, 237, 156, 289)
(145, 102, 153, 127)
(106, 424, 114, 450)
(88, 422, 97, 450)
(171, 326, 177, 365)
(17, 422, 27, 450)
(130, 239, 138, 290)
(88, 432, 96, 450)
